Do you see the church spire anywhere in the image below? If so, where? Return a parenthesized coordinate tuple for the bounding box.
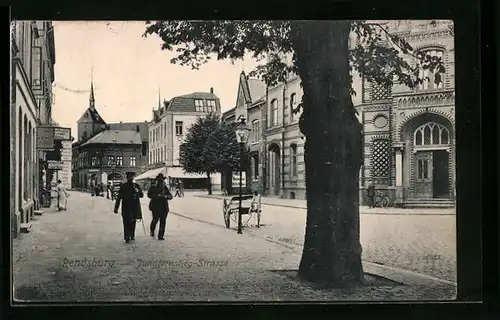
(89, 68, 95, 110)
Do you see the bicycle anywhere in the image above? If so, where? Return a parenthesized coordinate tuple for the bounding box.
(374, 190, 390, 208)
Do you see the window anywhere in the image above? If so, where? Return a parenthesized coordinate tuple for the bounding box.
(206, 99, 217, 112)
(176, 121, 183, 135)
(270, 99, 278, 127)
(164, 123, 167, 137)
(251, 120, 260, 143)
(107, 155, 115, 166)
(195, 99, 204, 111)
(289, 93, 297, 122)
(32, 46, 42, 88)
(417, 159, 429, 179)
(91, 156, 99, 166)
(130, 156, 136, 167)
(290, 144, 298, 177)
(414, 122, 450, 146)
(417, 49, 445, 90)
(142, 141, 147, 156)
(251, 155, 259, 179)
(116, 156, 123, 166)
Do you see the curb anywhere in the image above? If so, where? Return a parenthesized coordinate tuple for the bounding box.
(193, 195, 455, 216)
(165, 201, 456, 287)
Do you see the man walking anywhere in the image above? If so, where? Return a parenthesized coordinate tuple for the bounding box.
(114, 172, 144, 243)
(148, 173, 173, 241)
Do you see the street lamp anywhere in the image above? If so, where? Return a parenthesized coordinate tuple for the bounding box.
(235, 115, 251, 234)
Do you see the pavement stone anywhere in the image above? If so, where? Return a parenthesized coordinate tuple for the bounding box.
(164, 194, 457, 283)
(13, 191, 456, 302)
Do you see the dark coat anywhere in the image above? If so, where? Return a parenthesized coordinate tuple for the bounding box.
(367, 184, 375, 197)
(114, 181, 144, 219)
(148, 182, 173, 217)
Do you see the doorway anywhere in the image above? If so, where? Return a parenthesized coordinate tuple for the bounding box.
(432, 150, 449, 198)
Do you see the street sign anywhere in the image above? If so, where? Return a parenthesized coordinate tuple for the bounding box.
(232, 171, 246, 186)
(88, 169, 100, 173)
(37, 127, 54, 150)
(54, 127, 71, 140)
(47, 160, 64, 170)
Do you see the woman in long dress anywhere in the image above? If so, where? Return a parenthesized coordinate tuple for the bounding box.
(57, 179, 69, 211)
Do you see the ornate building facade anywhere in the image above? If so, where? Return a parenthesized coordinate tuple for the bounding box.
(223, 20, 454, 208)
(357, 20, 455, 208)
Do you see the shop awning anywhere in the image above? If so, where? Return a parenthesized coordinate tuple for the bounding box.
(167, 167, 206, 179)
(134, 167, 167, 181)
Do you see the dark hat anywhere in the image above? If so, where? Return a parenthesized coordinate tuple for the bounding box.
(125, 172, 136, 177)
(156, 173, 166, 180)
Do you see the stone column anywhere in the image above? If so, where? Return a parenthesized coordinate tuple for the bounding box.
(394, 146, 404, 207)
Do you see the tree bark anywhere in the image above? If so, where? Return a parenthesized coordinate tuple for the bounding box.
(290, 21, 364, 287)
(207, 172, 212, 195)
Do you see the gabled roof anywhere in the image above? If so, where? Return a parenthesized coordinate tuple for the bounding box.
(221, 107, 236, 122)
(78, 107, 106, 125)
(236, 71, 266, 107)
(247, 78, 266, 102)
(81, 130, 141, 147)
(166, 92, 219, 112)
(108, 122, 149, 141)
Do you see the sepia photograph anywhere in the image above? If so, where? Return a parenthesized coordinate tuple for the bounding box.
(10, 19, 458, 302)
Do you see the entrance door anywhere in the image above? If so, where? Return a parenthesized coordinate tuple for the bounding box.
(432, 150, 450, 198)
(414, 151, 433, 198)
(274, 150, 280, 196)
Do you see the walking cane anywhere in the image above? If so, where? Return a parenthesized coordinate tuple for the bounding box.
(139, 219, 147, 236)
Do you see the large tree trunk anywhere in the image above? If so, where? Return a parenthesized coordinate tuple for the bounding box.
(291, 21, 364, 287)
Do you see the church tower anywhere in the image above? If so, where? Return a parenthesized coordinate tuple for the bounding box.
(76, 79, 106, 142)
(89, 80, 95, 110)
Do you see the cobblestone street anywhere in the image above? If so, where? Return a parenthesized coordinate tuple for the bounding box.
(183, 193, 457, 282)
(13, 191, 455, 302)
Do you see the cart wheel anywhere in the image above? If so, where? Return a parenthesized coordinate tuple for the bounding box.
(381, 197, 389, 208)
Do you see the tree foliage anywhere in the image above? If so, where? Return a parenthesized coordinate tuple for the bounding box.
(179, 114, 250, 194)
(143, 20, 449, 99)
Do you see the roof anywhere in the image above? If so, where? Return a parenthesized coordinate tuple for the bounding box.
(166, 92, 219, 112)
(78, 107, 106, 125)
(247, 78, 266, 102)
(81, 130, 142, 147)
(221, 107, 236, 122)
(108, 122, 149, 141)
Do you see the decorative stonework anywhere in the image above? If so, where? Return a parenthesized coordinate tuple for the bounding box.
(397, 108, 455, 140)
(368, 134, 390, 141)
(396, 90, 454, 108)
(371, 139, 390, 179)
(373, 114, 389, 129)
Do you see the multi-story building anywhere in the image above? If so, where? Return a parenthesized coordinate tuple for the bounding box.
(11, 21, 56, 237)
(72, 81, 149, 188)
(222, 20, 455, 208)
(136, 88, 222, 190)
(357, 20, 455, 208)
(221, 72, 266, 194)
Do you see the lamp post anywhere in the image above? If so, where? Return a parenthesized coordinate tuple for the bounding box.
(235, 115, 251, 234)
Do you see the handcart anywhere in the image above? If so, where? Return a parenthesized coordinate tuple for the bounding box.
(222, 194, 261, 229)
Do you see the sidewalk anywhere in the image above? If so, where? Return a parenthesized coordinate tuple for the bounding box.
(193, 192, 455, 215)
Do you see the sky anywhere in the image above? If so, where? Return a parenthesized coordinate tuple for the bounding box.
(51, 21, 261, 136)
(51, 21, 363, 137)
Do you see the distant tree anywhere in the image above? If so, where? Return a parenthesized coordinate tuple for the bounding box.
(145, 20, 448, 287)
(179, 114, 249, 194)
(179, 113, 219, 194)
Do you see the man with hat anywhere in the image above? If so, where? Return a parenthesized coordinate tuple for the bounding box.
(114, 171, 144, 243)
(147, 173, 173, 240)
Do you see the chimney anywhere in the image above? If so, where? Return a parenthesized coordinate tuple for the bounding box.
(210, 87, 214, 94)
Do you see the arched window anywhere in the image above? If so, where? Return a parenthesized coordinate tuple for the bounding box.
(416, 48, 445, 90)
(414, 122, 450, 146)
(289, 93, 297, 122)
(290, 143, 298, 177)
(270, 99, 278, 127)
